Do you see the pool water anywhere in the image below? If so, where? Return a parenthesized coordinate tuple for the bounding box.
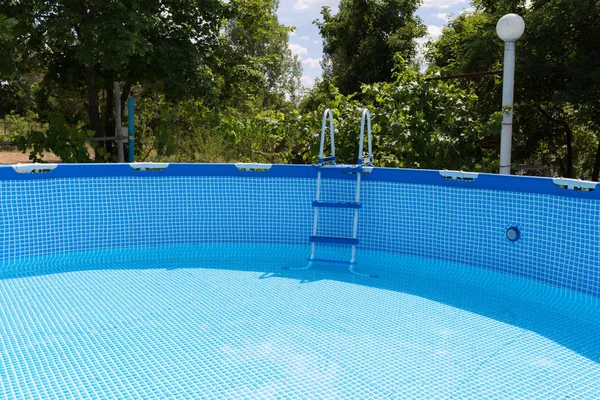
(1, 245, 599, 398)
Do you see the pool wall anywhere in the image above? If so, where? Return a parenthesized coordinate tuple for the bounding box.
(1, 164, 599, 297)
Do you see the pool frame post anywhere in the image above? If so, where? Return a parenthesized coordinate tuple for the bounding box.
(499, 41, 516, 175)
(128, 97, 135, 163)
(497, 14, 525, 175)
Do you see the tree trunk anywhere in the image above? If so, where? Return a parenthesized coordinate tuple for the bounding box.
(249, 139, 253, 162)
(120, 82, 132, 122)
(104, 82, 117, 160)
(85, 66, 103, 161)
(592, 137, 600, 181)
(104, 83, 114, 138)
(565, 126, 573, 178)
(113, 81, 125, 162)
(119, 83, 132, 160)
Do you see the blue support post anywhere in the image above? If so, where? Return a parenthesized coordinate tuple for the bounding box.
(128, 98, 135, 162)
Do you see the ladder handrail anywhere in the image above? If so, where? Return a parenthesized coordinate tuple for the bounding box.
(358, 109, 373, 165)
(319, 109, 336, 165)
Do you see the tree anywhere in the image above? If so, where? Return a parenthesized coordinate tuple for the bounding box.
(0, 80, 31, 118)
(2, 0, 228, 160)
(315, 0, 425, 95)
(221, 0, 302, 111)
(523, 0, 600, 179)
(2, 0, 306, 164)
(426, 11, 503, 118)
(300, 60, 496, 170)
(199, 0, 304, 163)
(427, 0, 600, 179)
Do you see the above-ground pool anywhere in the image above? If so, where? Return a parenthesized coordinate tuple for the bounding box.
(1, 163, 599, 398)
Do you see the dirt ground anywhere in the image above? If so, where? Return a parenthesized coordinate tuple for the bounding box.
(0, 149, 62, 165)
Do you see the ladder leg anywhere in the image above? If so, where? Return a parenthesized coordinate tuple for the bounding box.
(349, 174, 361, 270)
(348, 173, 376, 277)
(350, 261, 374, 277)
(291, 171, 322, 270)
(350, 210, 358, 265)
(289, 241, 315, 270)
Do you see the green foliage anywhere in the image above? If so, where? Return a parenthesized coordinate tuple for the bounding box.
(0, 76, 39, 118)
(300, 65, 497, 171)
(369, 75, 494, 170)
(2, 112, 32, 141)
(0, 0, 303, 164)
(425, 12, 503, 119)
(427, 0, 600, 179)
(1, 0, 596, 179)
(0, 14, 17, 78)
(316, 0, 426, 95)
(1, 0, 229, 160)
(132, 94, 185, 161)
(226, 109, 303, 163)
(471, 0, 528, 14)
(15, 114, 92, 163)
(3, 0, 227, 95)
(300, 88, 365, 164)
(221, 0, 302, 108)
(129, 91, 304, 164)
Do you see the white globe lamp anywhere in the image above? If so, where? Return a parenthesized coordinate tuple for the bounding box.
(496, 14, 525, 42)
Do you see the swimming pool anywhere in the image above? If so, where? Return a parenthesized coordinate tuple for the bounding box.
(1, 163, 599, 398)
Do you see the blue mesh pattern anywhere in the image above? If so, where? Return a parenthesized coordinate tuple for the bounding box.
(359, 182, 600, 297)
(0, 245, 599, 399)
(1, 167, 599, 297)
(0, 177, 314, 257)
(1, 163, 600, 398)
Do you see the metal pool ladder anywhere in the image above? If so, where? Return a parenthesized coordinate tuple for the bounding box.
(297, 108, 374, 277)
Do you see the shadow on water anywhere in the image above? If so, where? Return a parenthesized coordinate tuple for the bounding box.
(1, 244, 599, 365)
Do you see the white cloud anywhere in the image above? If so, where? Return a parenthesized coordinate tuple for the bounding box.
(427, 25, 443, 40)
(314, 40, 321, 45)
(303, 58, 322, 68)
(293, 0, 338, 11)
(421, 0, 466, 9)
(434, 13, 451, 21)
(415, 37, 428, 46)
(299, 36, 309, 41)
(414, 25, 444, 71)
(301, 75, 315, 88)
(288, 43, 308, 57)
(414, 26, 443, 51)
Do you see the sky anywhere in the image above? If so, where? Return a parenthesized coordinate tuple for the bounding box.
(276, 0, 476, 88)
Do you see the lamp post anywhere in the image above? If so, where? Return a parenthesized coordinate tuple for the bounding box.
(496, 14, 525, 175)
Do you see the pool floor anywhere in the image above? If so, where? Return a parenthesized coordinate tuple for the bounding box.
(1, 245, 599, 398)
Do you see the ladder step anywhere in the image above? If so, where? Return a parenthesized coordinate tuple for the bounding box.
(312, 201, 362, 209)
(318, 156, 336, 163)
(309, 236, 359, 246)
(317, 165, 363, 173)
(308, 258, 356, 265)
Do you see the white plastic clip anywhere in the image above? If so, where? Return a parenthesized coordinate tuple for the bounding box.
(552, 178, 596, 191)
(235, 163, 272, 171)
(12, 163, 58, 173)
(440, 170, 479, 181)
(129, 162, 169, 171)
